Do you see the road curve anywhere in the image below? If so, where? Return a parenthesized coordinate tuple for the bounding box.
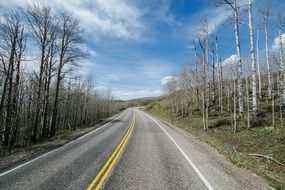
(0, 108, 271, 190)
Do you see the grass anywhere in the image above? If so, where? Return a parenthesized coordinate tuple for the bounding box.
(145, 103, 285, 190)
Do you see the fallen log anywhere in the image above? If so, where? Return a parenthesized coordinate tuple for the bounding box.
(248, 153, 284, 166)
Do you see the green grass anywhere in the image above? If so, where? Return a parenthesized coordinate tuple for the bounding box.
(145, 103, 285, 190)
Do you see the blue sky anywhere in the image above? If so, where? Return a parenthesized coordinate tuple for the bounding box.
(1, 0, 285, 100)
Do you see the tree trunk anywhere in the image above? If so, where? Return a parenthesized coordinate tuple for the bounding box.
(248, 0, 258, 116)
(4, 30, 17, 147)
(245, 77, 251, 128)
(278, 16, 285, 105)
(256, 26, 262, 99)
(264, 10, 272, 99)
(233, 0, 244, 118)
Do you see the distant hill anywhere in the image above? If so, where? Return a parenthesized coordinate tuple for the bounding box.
(125, 96, 162, 106)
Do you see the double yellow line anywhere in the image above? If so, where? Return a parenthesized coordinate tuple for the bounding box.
(87, 112, 136, 190)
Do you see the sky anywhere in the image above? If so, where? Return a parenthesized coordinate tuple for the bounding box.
(1, 0, 285, 100)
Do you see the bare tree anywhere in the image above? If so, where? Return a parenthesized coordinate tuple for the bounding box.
(260, 3, 272, 99)
(50, 12, 83, 136)
(256, 25, 262, 99)
(216, 35, 224, 113)
(216, 0, 244, 117)
(0, 5, 123, 152)
(198, 20, 209, 130)
(24, 4, 56, 142)
(278, 15, 285, 106)
(248, 0, 258, 116)
(0, 12, 26, 149)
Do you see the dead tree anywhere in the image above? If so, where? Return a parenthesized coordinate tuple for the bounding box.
(24, 4, 56, 142)
(198, 20, 209, 130)
(50, 12, 83, 137)
(260, 3, 272, 100)
(248, 0, 258, 116)
(0, 12, 25, 149)
(216, 0, 244, 118)
(256, 26, 262, 99)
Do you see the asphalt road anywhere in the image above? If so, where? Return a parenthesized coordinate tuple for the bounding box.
(0, 108, 272, 190)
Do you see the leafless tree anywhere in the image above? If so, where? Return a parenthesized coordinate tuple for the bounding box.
(50, 11, 83, 136)
(216, 0, 244, 118)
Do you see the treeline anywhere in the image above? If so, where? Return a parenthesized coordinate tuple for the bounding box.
(161, 0, 284, 131)
(0, 4, 123, 152)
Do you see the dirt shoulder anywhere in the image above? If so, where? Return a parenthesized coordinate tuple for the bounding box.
(0, 111, 122, 174)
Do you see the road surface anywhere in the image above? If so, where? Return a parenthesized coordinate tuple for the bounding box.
(0, 108, 271, 190)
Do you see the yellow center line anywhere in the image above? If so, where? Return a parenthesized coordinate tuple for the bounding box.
(87, 111, 136, 190)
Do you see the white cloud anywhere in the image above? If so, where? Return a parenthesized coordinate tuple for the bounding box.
(272, 33, 285, 51)
(161, 75, 177, 85)
(222, 54, 237, 67)
(79, 44, 97, 57)
(2, 0, 145, 41)
(187, 6, 229, 39)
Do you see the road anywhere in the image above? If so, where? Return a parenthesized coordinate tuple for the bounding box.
(0, 108, 271, 190)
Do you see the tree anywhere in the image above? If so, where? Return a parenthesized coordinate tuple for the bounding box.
(260, 3, 272, 100)
(216, 0, 244, 118)
(216, 35, 224, 113)
(248, 0, 258, 116)
(198, 20, 210, 130)
(24, 4, 56, 142)
(278, 15, 285, 106)
(0, 3, 124, 153)
(50, 12, 83, 137)
(256, 25, 262, 99)
(0, 12, 26, 150)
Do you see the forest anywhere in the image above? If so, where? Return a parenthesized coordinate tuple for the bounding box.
(0, 4, 123, 153)
(145, 0, 285, 188)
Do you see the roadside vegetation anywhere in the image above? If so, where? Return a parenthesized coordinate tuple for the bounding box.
(0, 4, 125, 156)
(146, 0, 285, 189)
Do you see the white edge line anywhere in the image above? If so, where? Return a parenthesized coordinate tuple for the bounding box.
(141, 110, 214, 190)
(0, 109, 127, 177)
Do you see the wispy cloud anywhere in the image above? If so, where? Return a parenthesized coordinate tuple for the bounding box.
(186, 6, 230, 40)
(186, 0, 254, 40)
(2, 0, 145, 41)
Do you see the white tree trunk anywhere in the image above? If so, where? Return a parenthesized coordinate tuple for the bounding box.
(233, 0, 244, 117)
(205, 23, 209, 130)
(233, 80, 237, 132)
(248, 0, 258, 115)
(279, 17, 285, 105)
(245, 77, 251, 128)
(256, 26, 262, 99)
(216, 36, 223, 113)
(264, 10, 272, 99)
